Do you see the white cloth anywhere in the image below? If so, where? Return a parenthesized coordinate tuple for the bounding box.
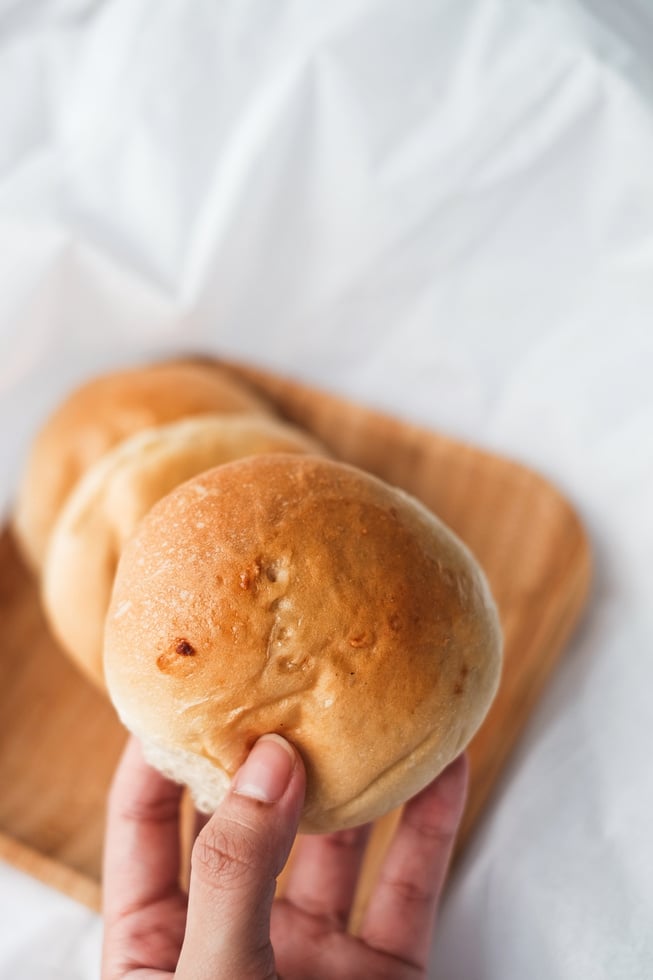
(1, 1, 652, 977)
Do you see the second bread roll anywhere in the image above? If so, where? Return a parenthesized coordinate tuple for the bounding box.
(43, 414, 327, 688)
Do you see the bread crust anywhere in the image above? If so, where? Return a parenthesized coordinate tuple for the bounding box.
(43, 414, 326, 687)
(13, 360, 271, 571)
(105, 454, 502, 833)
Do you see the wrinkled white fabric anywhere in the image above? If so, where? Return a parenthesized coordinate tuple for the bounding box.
(1, 1, 652, 977)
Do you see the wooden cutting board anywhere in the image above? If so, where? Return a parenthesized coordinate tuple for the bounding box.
(0, 360, 591, 918)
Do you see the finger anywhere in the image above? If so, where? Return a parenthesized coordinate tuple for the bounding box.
(176, 734, 306, 980)
(359, 754, 468, 969)
(102, 737, 187, 979)
(102, 735, 184, 926)
(282, 823, 371, 929)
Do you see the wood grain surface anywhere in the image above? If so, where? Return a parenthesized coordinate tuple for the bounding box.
(0, 360, 592, 918)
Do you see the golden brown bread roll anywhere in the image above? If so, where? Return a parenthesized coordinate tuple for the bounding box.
(105, 454, 502, 834)
(43, 414, 328, 689)
(13, 360, 271, 572)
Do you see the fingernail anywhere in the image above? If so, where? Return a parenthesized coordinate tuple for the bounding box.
(232, 734, 296, 803)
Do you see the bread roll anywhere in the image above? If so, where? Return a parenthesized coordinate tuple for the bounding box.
(105, 454, 502, 833)
(43, 414, 327, 688)
(13, 360, 271, 571)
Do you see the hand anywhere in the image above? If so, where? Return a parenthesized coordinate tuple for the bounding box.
(102, 735, 468, 979)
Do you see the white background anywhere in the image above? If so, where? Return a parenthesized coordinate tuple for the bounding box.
(1, 1, 652, 977)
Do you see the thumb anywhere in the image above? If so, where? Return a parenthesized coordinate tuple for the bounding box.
(176, 734, 305, 980)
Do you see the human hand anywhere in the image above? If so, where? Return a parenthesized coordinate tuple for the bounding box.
(102, 734, 467, 979)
